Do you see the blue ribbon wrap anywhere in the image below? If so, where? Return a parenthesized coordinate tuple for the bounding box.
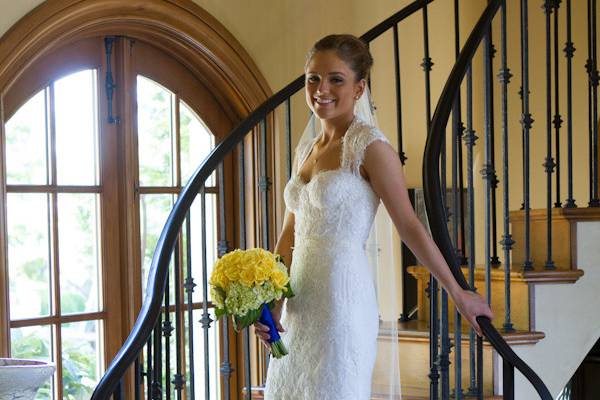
(259, 304, 281, 344)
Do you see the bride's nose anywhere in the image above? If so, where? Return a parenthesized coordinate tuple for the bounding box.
(316, 80, 330, 94)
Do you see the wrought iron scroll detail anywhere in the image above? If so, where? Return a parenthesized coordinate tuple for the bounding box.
(104, 36, 120, 125)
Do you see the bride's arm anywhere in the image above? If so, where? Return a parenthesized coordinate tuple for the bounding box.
(274, 210, 295, 273)
(362, 140, 494, 336)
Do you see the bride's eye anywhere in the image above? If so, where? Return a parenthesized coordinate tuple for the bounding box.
(306, 75, 319, 84)
(330, 76, 344, 84)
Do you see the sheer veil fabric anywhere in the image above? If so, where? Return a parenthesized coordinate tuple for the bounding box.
(292, 88, 402, 398)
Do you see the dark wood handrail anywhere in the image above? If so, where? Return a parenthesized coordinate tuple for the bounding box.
(423, 0, 552, 398)
(91, 1, 435, 398)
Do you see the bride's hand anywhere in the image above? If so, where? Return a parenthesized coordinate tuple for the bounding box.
(253, 300, 285, 350)
(454, 289, 494, 337)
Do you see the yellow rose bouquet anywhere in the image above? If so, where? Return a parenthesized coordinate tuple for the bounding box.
(209, 248, 294, 358)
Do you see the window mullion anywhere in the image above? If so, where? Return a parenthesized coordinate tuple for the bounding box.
(0, 88, 10, 357)
(175, 95, 181, 188)
(49, 81, 64, 400)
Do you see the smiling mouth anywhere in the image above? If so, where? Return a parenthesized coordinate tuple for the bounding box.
(315, 97, 335, 105)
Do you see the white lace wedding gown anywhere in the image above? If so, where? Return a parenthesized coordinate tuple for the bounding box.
(264, 117, 389, 400)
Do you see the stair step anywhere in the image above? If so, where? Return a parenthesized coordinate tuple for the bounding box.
(509, 206, 600, 271)
(379, 319, 545, 346)
(408, 264, 583, 332)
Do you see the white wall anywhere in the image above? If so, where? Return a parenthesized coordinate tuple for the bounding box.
(513, 221, 600, 399)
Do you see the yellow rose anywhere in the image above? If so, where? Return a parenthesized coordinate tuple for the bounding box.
(240, 267, 256, 286)
(271, 270, 289, 290)
(255, 266, 269, 283)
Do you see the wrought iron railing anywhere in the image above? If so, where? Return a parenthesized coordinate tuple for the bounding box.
(87, 0, 598, 398)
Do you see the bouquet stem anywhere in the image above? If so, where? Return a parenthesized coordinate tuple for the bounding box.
(259, 303, 289, 359)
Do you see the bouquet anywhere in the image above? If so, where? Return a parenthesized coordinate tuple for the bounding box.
(209, 248, 294, 358)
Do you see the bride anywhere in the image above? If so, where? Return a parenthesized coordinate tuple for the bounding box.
(254, 34, 493, 400)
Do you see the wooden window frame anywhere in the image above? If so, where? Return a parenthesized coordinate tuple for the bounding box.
(0, 1, 275, 398)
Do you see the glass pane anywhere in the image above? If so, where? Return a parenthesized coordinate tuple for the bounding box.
(55, 69, 99, 185)
(58, 193, 101, 314)
(11, 325, 54, 399)
(187, 193, 218, 304)
(180, 101, 215, 186)
(187, 308, 220, 400)
(137, 76, 175, 187)
(7, 193, 51, 319)
(62, 320, 102, 399)
(140, 194, 174, 294)
(5, 89, 48, 184)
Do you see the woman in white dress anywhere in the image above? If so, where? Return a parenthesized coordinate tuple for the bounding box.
(255, 34, 494, 400)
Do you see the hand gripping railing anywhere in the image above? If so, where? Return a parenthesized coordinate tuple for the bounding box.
(422, 0, 552, 398)
(91, 1, 435, 398)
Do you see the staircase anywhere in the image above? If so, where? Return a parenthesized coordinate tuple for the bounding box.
(90, 0, 600, 399)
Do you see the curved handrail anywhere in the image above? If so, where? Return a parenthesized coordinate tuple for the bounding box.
(423, 0, 552, 398)
(91, 0, 434, 398)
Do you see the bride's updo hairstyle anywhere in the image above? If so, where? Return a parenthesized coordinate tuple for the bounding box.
(306, 34, 373, 82)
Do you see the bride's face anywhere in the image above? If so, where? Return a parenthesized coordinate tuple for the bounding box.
(305, 50, 365, 123)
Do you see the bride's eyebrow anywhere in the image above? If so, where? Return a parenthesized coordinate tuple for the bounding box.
(305, 71, 346, 76)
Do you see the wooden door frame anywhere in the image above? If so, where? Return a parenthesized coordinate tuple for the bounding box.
(0, 1, 273, 397)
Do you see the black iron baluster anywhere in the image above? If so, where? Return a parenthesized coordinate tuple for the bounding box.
(452, 1, 463, 398)
(172, 240, 184, 400)
(440, 290, 450, 399)
(482, 5, 494, 306)
(477, 336, 484, 400)
(152, 317, 162, 399)
(134, 358, 142, 400)
(163, 267, 173, 400)
(238, 138, 252, 399)
(394, 21, 411, 322)
(590, 0, 600, 207)
(393, 24, 407, 165)
(440, 42, 450, 400)
(504, 360, 515, 400)
(553, 0, 563, 209)
(146, 338, 152, 400)
(423, 2, 439, 397)
(184, 214, 196, 399)
(498, 0, 515, 333)
(259, 117, 272, 375)
(463, 62, 479, 397)
(564, 0, 576, 208)
(114, 380, 125, 400)
(199, 187, 213, 400)
(218, 162, 233, 400)
(544, 0, 557, 270)
(285, 99, 293, 180)
(587, 0, 594, 206)
(486, 14, 500, 269)
(521, 0, 534, 271)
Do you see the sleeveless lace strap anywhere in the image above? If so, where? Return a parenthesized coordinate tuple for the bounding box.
(343, 119, 390, 176)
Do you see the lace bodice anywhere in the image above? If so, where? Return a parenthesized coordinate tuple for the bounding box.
(283, 116, 390, 246)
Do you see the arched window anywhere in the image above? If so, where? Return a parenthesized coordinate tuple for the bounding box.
(0, 3, 271, 398)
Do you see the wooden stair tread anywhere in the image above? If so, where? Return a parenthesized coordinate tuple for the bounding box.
(510, 206, 600, 221)
(378, 319, 545, 346)
(408, 264, 584, 284)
